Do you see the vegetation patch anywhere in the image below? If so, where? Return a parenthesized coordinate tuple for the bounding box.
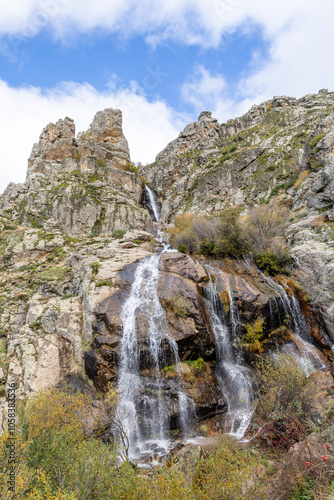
(89, 262, 101, 275)
(169, 205, 291, 276)
(61, 293, 75, 300)
(165, 296, 191, 318)
(240, 317, 266, 353)
(268, 177, 298, 200)
(37, 266, 66, 282)
(95, 280, 117, 288)
(309, 133, 325, 149)
(112, 229, 126, 239)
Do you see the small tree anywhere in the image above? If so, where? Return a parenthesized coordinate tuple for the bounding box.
(243, 204, 289, 254)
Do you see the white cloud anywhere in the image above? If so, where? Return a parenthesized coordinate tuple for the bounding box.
(181, 66, 251, 123)
(179, 0, 334, 122)
(0, 0, 327, 48)
(0, 79, 186, 194)
(240, 5, 334, 102)
(181, 66, 235, 121)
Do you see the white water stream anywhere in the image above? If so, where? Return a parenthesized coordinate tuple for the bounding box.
(261, 273, 328, 375)
(205, 271, 254, 440)
(145, 185, 160, 222)
(116, 245, 193, 460)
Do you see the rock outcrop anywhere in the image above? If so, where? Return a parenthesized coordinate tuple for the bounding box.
(1, 109, 150, 236)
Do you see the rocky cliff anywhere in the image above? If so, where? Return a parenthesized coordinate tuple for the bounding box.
(0, 97, 333, 460)
(142, 89, 334, 342)
(1, 108, 151, 236)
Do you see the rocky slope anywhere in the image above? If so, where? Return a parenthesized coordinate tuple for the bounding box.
(0, 96, 333, 454)
(142, 88, 334, 341)
(0, 109, 151, 236)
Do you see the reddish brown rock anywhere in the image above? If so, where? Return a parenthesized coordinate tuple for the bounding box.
(159, 252, 207, 283)
(28, 117, 76, 173)
(157, 271, 215, 359)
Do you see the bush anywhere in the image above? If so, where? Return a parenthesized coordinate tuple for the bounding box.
(169, 214, 199, 254)
(192, 438, 268, 499)
(255, 353, 316, 449)
(185, 357, 206, 372)
(240, 317, 266, 353)
(199, 239, 215, 256)
(168, 206, 291, 274)
(254, 251, 292, 276)
(243, 204, 289, 254)
(178, 243, 188, 254)
(112, 229, 126, 239)
(89, 262, 101, 275)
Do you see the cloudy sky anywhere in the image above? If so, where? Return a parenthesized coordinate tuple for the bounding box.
(0, 0, 333, 193)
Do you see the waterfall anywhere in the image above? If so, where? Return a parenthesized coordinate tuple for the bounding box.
(116, 251, 193, 460)
(205, 271, 254, 440)
(145, 186, 160, 222)
(260, 273, 327, 374)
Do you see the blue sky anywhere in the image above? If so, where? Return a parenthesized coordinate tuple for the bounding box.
(0, 0, 333, 193)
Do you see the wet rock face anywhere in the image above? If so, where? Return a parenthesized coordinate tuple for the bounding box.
(157, 272, 214, 359)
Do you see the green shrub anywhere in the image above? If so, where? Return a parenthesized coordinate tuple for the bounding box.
(89, 262, 101, 275)
(112, 229, 126, 239)
(254, 251, 291, 276)
(185, 357, 206, 372)
(124, 162, 139, 175)
(199, 239, 215, 256)
(31, 220, 44, 229)
(309, 133, 325, 149)
(95, 280, 116, 287)
(169, 206, 291, 266)
(178, 243, 188, 253)
(95, 157, 107, 168)
(61, 293, 74, 300)
(240, 318, 265, 353)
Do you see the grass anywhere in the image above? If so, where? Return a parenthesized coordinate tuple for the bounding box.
(61, 293, 75, 300)
(184, 358, 206, 372)
(268, 177, 298, 200)
(112, 230, 126, 239)
(95, 280, 116, 288)
(37, 266, 66, 282)
(0, 341, 6, 355)
(309, 133, 325, 149)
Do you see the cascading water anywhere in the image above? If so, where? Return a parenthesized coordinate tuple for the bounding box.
(145, 186, 160, 222)
(205, 270, 254, 440)
(261, 273, 328, 374)
(116, 250, 193, 461)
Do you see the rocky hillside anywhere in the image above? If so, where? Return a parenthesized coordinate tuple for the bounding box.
(0, 92, 334, 470)
(142, 89, 334, 341)
(0, 109, 151, 236)
(0, 108, 155, 430)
